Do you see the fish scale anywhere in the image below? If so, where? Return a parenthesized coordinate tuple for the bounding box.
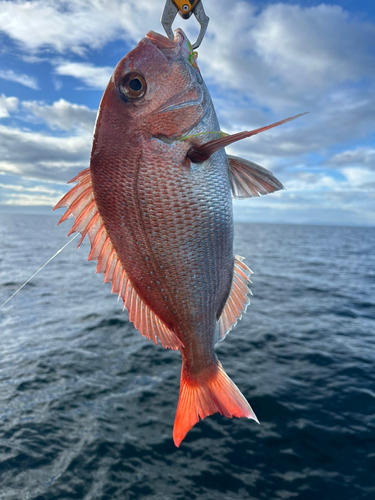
(136, 147, 233, 337)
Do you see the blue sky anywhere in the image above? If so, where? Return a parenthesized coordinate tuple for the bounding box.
(0, 0, 374, 226)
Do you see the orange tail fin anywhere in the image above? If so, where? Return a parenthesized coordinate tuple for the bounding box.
(173, 361, 259, 447)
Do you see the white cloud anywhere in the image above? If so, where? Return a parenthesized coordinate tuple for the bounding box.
(197, 3, 375, 110)
(0, 180, 66, 206)
(0, 123, 91, 181)
(2, 192, 62, 206)
(0, 97, 98, 184)
(219, 86, 375, 166)
(327, 147, 375, 168)
(0, 94, 18, 119)
(233, 189, 375, 225)
(0, 69, 39, 89)
(341, 167, 375, 188)
(54, 62, 113, 89)
(0, 182, 61, 194)
(0, 0, 161, 54)
(274, 155, 375, 197)
(284, 172, 338, 192)
(252, 4, 375, 89)
(23, 98, 97, 132)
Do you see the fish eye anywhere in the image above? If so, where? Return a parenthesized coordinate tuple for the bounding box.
(119, 71, 146, 99)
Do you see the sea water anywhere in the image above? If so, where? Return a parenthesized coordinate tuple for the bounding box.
(0, 214, 374, 500)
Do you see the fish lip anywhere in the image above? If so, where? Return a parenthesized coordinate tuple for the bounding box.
(146, 29, 187, 50)
(145, 30, 177, 50)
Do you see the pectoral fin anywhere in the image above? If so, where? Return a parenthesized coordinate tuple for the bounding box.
(228, 155, 284, 199)
(187, 112, 308, 163)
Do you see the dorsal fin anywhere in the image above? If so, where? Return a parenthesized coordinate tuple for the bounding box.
(216, 255, 253, 343)
(228, 155, 284, 199)
(53, 170, 183, 350)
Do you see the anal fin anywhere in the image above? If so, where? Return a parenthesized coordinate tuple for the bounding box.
(216, 255, 253, 343)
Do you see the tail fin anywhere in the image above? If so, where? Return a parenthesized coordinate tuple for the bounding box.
(173, 361, 259, 447)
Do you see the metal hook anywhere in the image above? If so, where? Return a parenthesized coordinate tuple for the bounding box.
(161, 0, 209, 50)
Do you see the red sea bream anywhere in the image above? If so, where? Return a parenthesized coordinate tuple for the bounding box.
(54, 29, 291, 446)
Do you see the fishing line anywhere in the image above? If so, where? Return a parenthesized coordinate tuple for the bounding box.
(0, 233, 80, 310)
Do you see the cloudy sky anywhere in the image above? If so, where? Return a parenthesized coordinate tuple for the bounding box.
(0, 0, 374, 225)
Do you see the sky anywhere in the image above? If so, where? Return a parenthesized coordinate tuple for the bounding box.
(0, 0, 374, 226)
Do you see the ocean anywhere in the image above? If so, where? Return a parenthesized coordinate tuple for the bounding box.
(0, 213, 374, 500)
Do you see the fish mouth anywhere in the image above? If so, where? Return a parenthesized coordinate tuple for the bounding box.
(146, 30, 204, 114)
(145, 31, 177, 50)
(146, 29, 194, 60)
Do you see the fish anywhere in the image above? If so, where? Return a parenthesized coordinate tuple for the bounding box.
(54, 29, 303, 447)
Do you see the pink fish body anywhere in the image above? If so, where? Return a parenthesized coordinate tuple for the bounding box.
(55, 30, 288, 446)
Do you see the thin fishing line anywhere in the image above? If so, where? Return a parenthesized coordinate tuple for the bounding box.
(0, 233, 80, 310)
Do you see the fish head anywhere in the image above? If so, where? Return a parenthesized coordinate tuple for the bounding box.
(94, 29, 207, 144)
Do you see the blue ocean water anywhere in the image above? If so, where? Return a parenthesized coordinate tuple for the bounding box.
(0, 213, 374, 500)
